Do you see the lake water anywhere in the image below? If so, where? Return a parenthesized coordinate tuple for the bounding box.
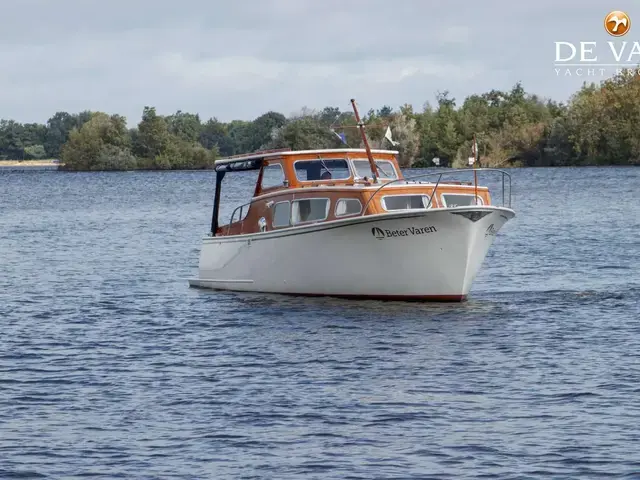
(1, 166, 639, 479)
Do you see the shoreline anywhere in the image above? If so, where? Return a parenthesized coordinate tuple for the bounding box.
(0, 160, 60, 167)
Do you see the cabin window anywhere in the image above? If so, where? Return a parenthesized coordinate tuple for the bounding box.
(440, 193, 484, 207)
(272, 201, 290, 227)
(294, 159, 351, 181)
(260, 163, 286, 189)
(381, 194, 433, 211)
(291, 198, 330, 224)
(335, 198, 362, 217)
(352, 159, 398, 180)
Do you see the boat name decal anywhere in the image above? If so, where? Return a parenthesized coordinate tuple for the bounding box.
(371, 225, 437, 239)
(485, 224, 497, 237)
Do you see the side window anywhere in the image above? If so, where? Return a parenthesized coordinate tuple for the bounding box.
(352, 159, 398, 179)
(381, 195, 430, 210)
(294, 159, 351, 181)
(260, 163, 285, 189)
(291, 198, 329, 224)
(440, 194, 483, 207)
(272, 201, 290, 227)
(335, 198, 362, 217)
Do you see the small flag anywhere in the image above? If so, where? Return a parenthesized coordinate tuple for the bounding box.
(384, 126, 399, 146)
(331, 128, 347, 144)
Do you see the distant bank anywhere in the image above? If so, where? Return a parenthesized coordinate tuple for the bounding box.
(0, 159, 60, 168)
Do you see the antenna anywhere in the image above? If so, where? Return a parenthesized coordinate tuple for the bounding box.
(350, 98, 379, 183)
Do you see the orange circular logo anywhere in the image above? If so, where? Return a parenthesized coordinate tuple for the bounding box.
(605, 11, 631, 36)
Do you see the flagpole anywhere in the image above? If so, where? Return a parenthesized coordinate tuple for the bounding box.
(473, 133, 478, 205)
(350, 98, 378, 183)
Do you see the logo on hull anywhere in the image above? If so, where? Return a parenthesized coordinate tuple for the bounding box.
(372, 227, 386, 239)
(371, 225, 437, 239)
(485, 224, 497, 237)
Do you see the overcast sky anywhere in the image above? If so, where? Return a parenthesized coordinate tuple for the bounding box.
(0, 0, 636, 125)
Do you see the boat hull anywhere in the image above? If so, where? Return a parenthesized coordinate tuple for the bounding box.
(188, 206, 515, 301)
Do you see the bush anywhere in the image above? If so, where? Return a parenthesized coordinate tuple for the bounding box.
(93, 145, 138, 170)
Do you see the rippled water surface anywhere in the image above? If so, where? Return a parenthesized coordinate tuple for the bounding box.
(1, 166, 639, 479)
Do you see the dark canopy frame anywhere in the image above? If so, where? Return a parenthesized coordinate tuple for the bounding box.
(210, 158, 264, 235)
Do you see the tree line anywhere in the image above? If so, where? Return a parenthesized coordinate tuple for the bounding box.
(1, 71, 640, 170)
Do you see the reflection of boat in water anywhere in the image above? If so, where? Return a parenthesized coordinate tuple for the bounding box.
(189, 100, 515, 301)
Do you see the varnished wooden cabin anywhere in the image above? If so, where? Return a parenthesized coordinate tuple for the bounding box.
(209, 148, 493, 237)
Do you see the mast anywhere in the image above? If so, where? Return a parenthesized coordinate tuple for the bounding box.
(350, 98, 379, 183)
(472, 133, 478, 205)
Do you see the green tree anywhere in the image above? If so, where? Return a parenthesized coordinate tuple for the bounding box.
(227, 120, 253, 154)
(134, 107, 171, 160)
(267, 116, 343, 150)
(0, 120, 25, 159)
(166, 110, 202, 143)
(200, 118, 234, 156)
(249, 111, 286, 151)
(60, 112, 131, 170)
(24, 145, 47, 159)
(94, 145, 138, 170)
(44, 111, 92, 158)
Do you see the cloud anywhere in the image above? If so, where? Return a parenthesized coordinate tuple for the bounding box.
(0, 0, 628, 125)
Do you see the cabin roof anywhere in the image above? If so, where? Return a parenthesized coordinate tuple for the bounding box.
(214, 148, 400, 168)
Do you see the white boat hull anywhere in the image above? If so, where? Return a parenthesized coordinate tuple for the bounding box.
(188, 206, 515, 301)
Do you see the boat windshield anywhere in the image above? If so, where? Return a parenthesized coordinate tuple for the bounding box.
(352, 159, 398, 179)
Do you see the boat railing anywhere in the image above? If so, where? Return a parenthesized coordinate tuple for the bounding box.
(226, 201, 253, 235)
(360, 168, 512, 216)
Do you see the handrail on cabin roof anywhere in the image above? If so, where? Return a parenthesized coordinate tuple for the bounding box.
(213, 148, 400, 167)
(360, 168, 512, 214)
